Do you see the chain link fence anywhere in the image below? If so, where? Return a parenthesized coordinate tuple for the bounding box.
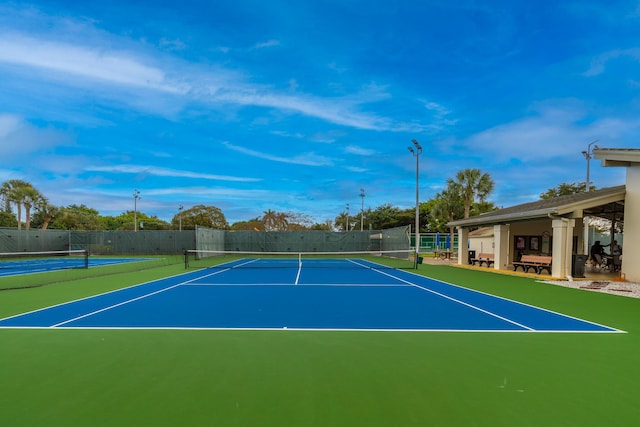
(1, 226, 410, 255)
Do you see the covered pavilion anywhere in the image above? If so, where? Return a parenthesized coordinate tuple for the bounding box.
(449, 186, 625, 279)
(449, 147, 639, 281)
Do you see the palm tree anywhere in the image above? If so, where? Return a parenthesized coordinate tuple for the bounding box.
(451, 168, 495, 219)
(0, 187, 9, 212)
(1, 179, 32, 230)
(334, 211, 350, 231)
(275, 212, 289, 231)
(262, 209, 289, 231)
(22, 185, 42, 230)
(432, 181, 464, 250)
(262, 209, 278, 231)
(0, 181, 12, 211)
(36, 194, 58, 230)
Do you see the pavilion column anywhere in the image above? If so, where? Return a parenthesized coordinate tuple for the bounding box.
(621, 167, 640, 282)
(493, 224, 510, 270)
(552, 218, 575, 278)
(457, 227, 469, 265)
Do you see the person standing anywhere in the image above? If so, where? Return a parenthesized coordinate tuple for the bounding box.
(590, 241, 606, 268)
(610, 240, 622, 272)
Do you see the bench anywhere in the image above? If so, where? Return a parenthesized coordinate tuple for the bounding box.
(512, 255, 552, 274)
(471, 253, 494, 267)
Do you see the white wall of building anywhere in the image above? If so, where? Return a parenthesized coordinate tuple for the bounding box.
(468, 236, 494, 255)
(622, 167, 640, 282)
(494, 225, 510, 270)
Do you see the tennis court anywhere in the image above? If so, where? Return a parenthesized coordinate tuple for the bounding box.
(0, 250, 152, 277)
(0, 257, 620, 332)
(2, 257, 640, 427)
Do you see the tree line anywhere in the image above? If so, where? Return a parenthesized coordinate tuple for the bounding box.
(4, 168, 569, 233)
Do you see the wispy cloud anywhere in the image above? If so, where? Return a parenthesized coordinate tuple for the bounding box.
(0, 9, 435, 134)
(5, 2, 634, 226)
(461, 102, 605, 161)
(212, 90, 397, 131)
(423, 100, 456, 125)
(252, 39, 280, 49)
(344, 145, 376, 156)
(86, 165, 262, 182)
(222, 142, 335, 166)
(346, 166, 369, 173)
(0, 114, 21, 139)
(451, 100, 639, 205)
(0, 114, 69, 158)
(584, 48, 640, 77)
(159, 38, 187, 52)
(0, 34, 188, 94)
(0, 32, 428, 132)
(270, 130, 305, 139)
(143, 186, 274, 199)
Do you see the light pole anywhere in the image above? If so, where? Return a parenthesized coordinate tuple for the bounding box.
(408, 139, 422, 268)
(133, 189, 141, 232)
(581, 140, 599, 254)
(178, 204, 184, 231)
(581, 140, 599, 192)
(345, 203, 350, 232)
(360, 188, 365, 231)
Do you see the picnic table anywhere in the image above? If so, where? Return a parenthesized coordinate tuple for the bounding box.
(434, 250, 452, 260)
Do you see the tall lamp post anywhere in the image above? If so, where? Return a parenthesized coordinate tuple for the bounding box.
(582, 140, 599, 193)
(408, 139, 422, 268)
(345, 203, 350, 232)
(360, 188, 365, 231)
(178, 204, 184, 231)
(581, 140, 599, 254)
(133, 189, 141, 232)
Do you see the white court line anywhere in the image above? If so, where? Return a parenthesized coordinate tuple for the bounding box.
(297, 283, 407, 287)
(186, 282, 297, 287)
(229, 259, 260, 268)
(52, 260, 381, 326)
(3, 325, 622, 333)
(365, 266, 535, 331)
(51, 283, 183, 327)
(49, 268, 236, 327)
(0, 265, 240, 323)
(184, 282, 406, 287)
(366, 265, 623, 333)
(3, 258, 622, 333)
(295, 262, 302, 285)
(234, 257, 533, 330)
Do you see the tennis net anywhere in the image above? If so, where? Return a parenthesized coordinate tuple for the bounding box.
(184, 249, 415, 270)
(0, 249, 89, 272)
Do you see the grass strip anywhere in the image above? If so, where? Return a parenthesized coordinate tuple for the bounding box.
(1, 262, 639, 426)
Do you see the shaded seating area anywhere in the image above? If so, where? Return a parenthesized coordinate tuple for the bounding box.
(513, 255, 552, 275)
(470, 253, 494, 267)
(449, 185, 626, 280)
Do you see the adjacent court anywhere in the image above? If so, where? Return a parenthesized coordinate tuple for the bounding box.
(0, 250, 150, 277)
(0, 257, 620, 332)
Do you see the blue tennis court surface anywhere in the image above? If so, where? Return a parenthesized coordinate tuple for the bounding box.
(0, 258, 621, 332)
(0, 257, 153, 277)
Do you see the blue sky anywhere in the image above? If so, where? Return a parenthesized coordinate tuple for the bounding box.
(1, 1, 638, 225)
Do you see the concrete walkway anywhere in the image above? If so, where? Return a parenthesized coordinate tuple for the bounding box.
(419, 254, 620, 281)
(419, 254, 640, 298)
